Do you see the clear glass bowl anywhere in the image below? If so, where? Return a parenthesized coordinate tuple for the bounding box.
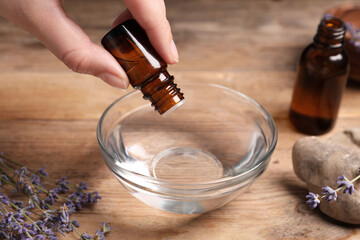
(97, 83, 277, 214)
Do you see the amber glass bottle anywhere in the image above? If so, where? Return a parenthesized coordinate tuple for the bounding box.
(102, 20, 184, 115)
(289, 17, 349, 135)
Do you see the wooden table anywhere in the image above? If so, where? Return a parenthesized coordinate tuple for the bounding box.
(1, 0, 360, 239)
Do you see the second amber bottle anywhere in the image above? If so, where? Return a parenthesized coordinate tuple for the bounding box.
(290, 16, 349, 135)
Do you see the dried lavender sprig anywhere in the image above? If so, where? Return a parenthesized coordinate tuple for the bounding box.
(9, 201, 45, 235)
(0, 163, 68, 204)
(1, 202, 59, 239)
(0, 154, 111, 239)
(0, 201, 35, 239)
(306, 172, 360, 209)
(1, 164, 100, 213)
(0, 174, 58, 238)
(0, 153, 80, 190)
(0, 162, 17, 185)
(1, 159, 99, 211)
(0, 172, 41, 211)
(71, 221, 112, 240)
(8, 167, 100, 214)
(0, 158, 101, 208)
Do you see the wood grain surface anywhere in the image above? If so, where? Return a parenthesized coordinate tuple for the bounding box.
(1, 0, 360, 239)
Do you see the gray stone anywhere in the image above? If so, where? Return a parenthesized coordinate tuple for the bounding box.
(292, 128, 360, 224)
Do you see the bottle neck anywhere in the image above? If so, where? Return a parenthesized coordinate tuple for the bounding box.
(313, 17, 346, 53)
(140, 70, 185, 115)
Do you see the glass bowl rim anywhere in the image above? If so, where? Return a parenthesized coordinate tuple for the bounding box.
(97, 83, 278, 186)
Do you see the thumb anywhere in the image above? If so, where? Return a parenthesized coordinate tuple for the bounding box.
(6, 1, 129, 89)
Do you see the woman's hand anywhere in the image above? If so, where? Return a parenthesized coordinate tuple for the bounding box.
(0, 0, 178, 90)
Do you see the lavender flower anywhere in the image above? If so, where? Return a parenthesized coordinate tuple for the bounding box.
(30, 173, 42, 186)
(95, 230, 105, 240)
(37, 167, 48, 176)
(322, 186, 338, 202)
(101, 222, 113, 233)
(86, 191, 102, 204)
(22, 181, 35, 195)
(44, 189, 59, 205)
(12, 200, 23, 207)
(0, 175, 8, 181)
(68, 190, 102, 210)
(78, 182, 89, 191)
(337, 175, 355, 195)
(69, 191, 86, 210)
(29, 195, 40, 209)
(306, 192, 321, 209)
(56, 177, 70, 194)
(72, 219, 80, 227)
(0, 174, 9, 188)
(0, 193, 10, 205)
(14, 167, 29, 180)
(66, 199, 76, 214)
(81, 232, 93, 240)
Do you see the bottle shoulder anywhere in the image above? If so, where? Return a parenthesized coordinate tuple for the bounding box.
(301, 43, 348, 60)
(298, 43, 349, 77)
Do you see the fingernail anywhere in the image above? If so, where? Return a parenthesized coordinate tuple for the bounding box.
(170, 40, 179, 63)
(114, 86, 127, 92)
(99, 73, 128, 90)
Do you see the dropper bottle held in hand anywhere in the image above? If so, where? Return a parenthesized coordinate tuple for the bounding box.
(102, 20, 185, 115)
